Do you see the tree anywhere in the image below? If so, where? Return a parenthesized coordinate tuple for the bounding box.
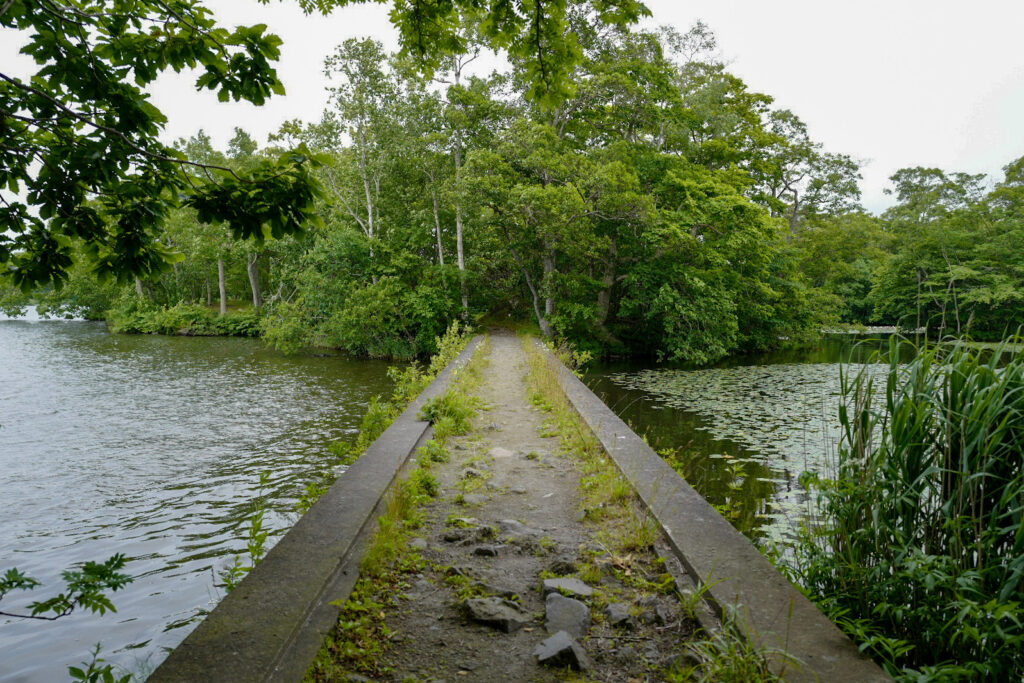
(284, 0, 650, 105)
(1, 0, 323, 289)
(4, 0, 650, 291)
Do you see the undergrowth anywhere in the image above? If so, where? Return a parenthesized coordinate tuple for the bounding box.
(106, 297, 261, 336)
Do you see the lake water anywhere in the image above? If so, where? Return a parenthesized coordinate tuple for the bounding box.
(0, 310, 394, 681)
(585, 336, 899, 546)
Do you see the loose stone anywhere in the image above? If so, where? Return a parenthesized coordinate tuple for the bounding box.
(472, 544, 505, 557)
(534, 631, 592, 671)
(409, 537, 428, 551)
(462, 467, 487, 479)
(545, 592, 591, 638)
(489, 446, 515, 458)
(604, 602, 632, 627)
(541, 577, 594, 599)
(463, 597, 531, 633)
(545, 559, 577, 575)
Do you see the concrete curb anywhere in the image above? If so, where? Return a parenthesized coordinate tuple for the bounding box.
(150, 336, 483, 683)
(539, 342, 890, 682)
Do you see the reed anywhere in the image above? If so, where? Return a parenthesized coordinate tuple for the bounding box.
(793, 335, 1024, 680)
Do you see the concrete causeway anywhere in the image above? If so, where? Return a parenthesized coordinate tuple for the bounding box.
(151, 332, 890, 682)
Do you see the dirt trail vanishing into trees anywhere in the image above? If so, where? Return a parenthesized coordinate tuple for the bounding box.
(363, 332, 698, 682)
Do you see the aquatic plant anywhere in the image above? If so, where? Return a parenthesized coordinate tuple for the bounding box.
(791, 336, 1024, 680)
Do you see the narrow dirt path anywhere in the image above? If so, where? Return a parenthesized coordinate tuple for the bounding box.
(371, 331, 696, 681)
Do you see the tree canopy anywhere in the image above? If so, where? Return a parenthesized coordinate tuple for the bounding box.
(1, 0, 648, 291)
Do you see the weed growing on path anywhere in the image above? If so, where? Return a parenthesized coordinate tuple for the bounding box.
(305, 334, 489, 680)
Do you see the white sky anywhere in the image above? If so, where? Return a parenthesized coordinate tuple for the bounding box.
(3, 0, 1023, 214)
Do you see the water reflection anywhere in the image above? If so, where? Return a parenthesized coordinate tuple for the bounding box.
(0, 315, 395, 681)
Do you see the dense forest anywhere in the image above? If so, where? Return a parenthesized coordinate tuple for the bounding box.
(3, 18, 1023, 363)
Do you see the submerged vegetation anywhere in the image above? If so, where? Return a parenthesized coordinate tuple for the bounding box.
(787, 337, 1024, 680)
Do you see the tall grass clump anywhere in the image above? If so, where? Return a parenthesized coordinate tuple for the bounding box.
(792, 336, 1024, 680)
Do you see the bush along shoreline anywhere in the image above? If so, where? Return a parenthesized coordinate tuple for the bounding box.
(783, 335, 1024, 681)
(106, 297, 262, 337)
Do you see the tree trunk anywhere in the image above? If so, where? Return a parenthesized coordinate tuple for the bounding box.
(456, 202, 467, 314)
(595, 241, 617, 328)
(432, 188, 445, 266)
(542, 251, 556, 324)
(247, 252, 262, 311)
(135, 277, 144, 298)
(205, 277, 212, 306)
(452, 60, 468, 318)
(218, 258, 228, 316)
(522, 266, 552, 337)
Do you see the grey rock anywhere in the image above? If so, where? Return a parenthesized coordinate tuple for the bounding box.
(655, 604, 674, 625)
(534, 631, 592, 671)
(461, 493, 487, 505)
(409, 537, 428, 551)
(345, 675, 371, 683)
(464, 597, 530, 633)
(472, 580, 518, 599)
(637, 609, 658, 625)
(546, 559, 577, 575)
(509, 486, 528, 495)
(473, 544, 506, 557)
(545, 592, 591, 638)
(542, 577, 594, 599)
(443, 524, 494, 545)
(636, 595, 658, 608)
(497, 519, 543, 538)
(462, 467, 487, 479)
(604, 602, 632, 627)
(442, 528, 473, 543)
(489, 447, 515, 458)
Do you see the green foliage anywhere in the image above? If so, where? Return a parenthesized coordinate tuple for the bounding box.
(409, 468, 440, 498)
(68, 644, 133, 683)
(418, 390, 477, 435)
(666, 613, 789, 682)
(282, 0, 651, 107)
(299, 322, 472, 514)
(1, 1, 322, 289)
(220, 472, 271, 593)
(106, 297, 261, 336)
(789, 337, 1024, 680)
(417, 439, 450, 463)
(0, 555, 132, 620)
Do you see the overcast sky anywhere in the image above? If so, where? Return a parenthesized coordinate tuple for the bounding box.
(3, 1, 1023, 214)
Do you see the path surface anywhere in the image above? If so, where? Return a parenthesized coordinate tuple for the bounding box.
(372, 331, 695, 681)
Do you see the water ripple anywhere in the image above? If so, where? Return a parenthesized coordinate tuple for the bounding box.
(0, 316, 393, 681)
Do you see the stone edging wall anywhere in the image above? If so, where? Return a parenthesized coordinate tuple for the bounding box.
(150, 336, 484, 683)
(539, 342, 891, 682)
